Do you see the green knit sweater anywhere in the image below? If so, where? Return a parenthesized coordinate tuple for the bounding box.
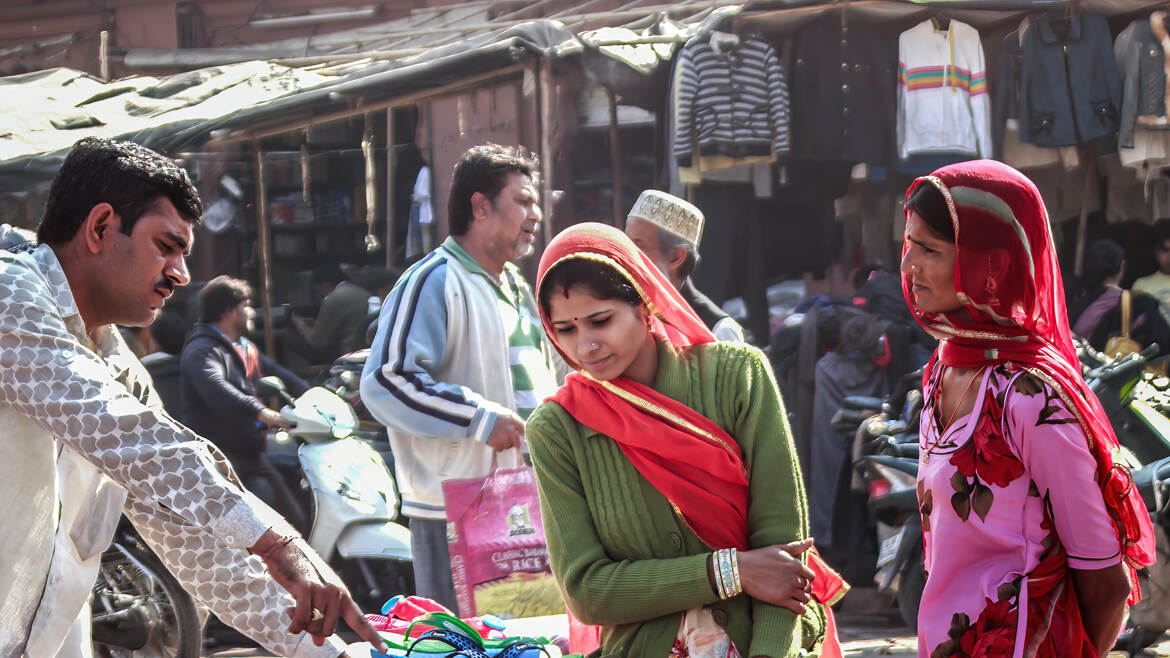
(526, 339, 825, 658)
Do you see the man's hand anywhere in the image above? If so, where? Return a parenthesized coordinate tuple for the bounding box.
(258, 408, 294, 431)
(249, 531, 387, 649)
(485, 413, 525, 452)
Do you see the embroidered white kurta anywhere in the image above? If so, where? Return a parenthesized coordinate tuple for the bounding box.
(0, 244, 344, 658)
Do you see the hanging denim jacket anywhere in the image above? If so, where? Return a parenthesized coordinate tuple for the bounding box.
(1020, 13, 1122, 146)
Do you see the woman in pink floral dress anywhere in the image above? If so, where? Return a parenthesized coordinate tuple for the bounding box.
(900, 160, 1155, 658)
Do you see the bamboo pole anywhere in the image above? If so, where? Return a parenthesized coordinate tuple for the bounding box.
(362, 112, 381, 253)
(1073, 142, 1096, 278)
(253, 145, 276, 357)
(539, 58, 555, 243)
(385, 109, 397, 268)
(99, 30, 109, 81)
(607, 87, 624, 227)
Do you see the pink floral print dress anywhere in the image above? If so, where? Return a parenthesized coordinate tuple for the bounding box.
(917, 364, 1123, 658)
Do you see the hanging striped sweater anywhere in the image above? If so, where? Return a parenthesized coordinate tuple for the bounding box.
(673, 34, 791, 167)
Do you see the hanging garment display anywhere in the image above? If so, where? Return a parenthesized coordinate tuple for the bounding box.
(993, 17, 1080, 170)
(790, 13, 896, 166)
(897, 18, 991, 160)
(1118, 12, 1170, 149)
(673, 32, 790, 167)
(1020, 12, 1121, 147)
(993, 17, 1030, 159)
(406, 165, 434, 260)
(665, 54, 775, 197)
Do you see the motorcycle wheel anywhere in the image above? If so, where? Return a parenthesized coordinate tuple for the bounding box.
(897, 557, 926, 632)
(93, 540, 202, 658)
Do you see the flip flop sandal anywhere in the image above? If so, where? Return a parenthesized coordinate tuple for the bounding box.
(493, 640, 553, 658)
(405, 629, 490, 657)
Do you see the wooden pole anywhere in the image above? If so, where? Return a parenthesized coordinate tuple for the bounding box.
(253, 144, 276, 357)
(362, 112, 380, 253)
(1073, 142, 1096, 278)
(99, 30, 109, 81)
(539, 58, 555, 243)
(607, 87, 624, 228)
(385, 109, 396, 267)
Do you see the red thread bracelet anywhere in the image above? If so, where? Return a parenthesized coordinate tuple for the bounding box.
(254, 534, 296, 559)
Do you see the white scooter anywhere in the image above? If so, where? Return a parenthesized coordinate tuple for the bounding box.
(258, 376, 414, 610)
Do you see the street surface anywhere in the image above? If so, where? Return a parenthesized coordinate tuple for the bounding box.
(205, 607, 1170, 657)
(201, 592, 1170, 650)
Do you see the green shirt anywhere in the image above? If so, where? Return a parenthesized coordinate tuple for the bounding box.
(444, 239, 557, 419)
(526, 339, 825, 658)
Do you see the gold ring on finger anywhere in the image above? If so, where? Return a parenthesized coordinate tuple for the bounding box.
(310, 607, 325, 622)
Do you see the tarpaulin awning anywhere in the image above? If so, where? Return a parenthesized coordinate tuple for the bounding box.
(0, 19, 587, 194)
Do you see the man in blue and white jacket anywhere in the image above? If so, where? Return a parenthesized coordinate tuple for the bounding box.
(360, 144, 564, 610)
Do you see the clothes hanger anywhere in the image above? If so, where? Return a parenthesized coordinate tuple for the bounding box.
(930, 10, 951, 32)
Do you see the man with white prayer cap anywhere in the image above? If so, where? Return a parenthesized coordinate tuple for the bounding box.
(624, 189, 746, 342)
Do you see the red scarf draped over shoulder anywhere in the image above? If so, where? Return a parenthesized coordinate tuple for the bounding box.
(902, 161, 1154, 609)
(536, 223, 847, 616)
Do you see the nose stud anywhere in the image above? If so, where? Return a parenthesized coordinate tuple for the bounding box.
(590, 342, 600, 350)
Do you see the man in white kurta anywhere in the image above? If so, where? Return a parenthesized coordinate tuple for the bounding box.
(0, 138, 379, 657)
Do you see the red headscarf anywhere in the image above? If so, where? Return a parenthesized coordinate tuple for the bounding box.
(536, 222, 848, 616)
(902, 160, 1154, 605)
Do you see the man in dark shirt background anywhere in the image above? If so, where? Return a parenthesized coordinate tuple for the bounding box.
(180, 275, 309, 530)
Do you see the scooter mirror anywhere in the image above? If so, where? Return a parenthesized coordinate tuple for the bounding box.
(256, 376, 287, 397)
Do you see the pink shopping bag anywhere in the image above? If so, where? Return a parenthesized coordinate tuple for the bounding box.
(441, 463, 564, 619)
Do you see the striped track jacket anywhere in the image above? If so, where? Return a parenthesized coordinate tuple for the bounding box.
(360, 237, 558, 519)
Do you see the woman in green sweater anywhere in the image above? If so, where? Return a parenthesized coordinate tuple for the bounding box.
(526, 223, 845, 658)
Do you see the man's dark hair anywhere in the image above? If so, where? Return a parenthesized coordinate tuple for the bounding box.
(199, 275, 252, 324)
(1154, 218, 1170, 248)
(448, 144, 539, 237)
(311, 261, 345, 289)
(150, 312, 188, 355)
(905, 182, 954, 242)
(37, 137, 202, 245)
(538, 258, 642, 320)
(1084, 239, 1125, 289)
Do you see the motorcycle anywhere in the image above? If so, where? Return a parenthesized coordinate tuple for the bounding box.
(1083, 343, 1170, 465)
(92, 518, 203, 658)
(257, 376, 415, 611)
(1122, 455, 1170, 655)
(842, 373, 925, 629)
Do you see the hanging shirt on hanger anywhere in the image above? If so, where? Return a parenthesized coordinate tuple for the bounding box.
(673, 33, 790, 167)
(897, 18, 992, 160)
